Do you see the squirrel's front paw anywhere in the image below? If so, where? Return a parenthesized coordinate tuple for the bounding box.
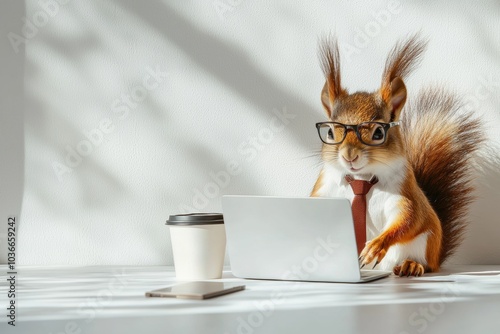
(393, 260, 425, 277)
(359, 237, 388, 268)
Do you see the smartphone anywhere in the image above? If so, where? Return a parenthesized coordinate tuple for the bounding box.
(145, 281, 245, 300)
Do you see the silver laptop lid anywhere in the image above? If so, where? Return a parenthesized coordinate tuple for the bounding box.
(222, 196, 363, 283)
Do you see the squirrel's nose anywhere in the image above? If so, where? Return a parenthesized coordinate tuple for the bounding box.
(343, 155, 359, 163)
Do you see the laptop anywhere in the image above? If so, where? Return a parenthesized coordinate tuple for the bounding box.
(221, 195, 391, 283)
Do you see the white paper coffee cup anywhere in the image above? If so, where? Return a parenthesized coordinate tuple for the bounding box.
(166, 213, 226, 280)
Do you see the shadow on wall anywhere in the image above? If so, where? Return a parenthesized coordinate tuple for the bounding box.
(0, 1, 25, 263)
(113, 0, 323, 209)
(18, 0, 324, 265)
(117, 0, 320, 144)
(23, 1, 322, 216)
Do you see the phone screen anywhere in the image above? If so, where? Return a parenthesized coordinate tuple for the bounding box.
(145, 282, 245, 299)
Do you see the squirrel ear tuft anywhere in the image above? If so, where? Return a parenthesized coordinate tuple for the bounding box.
(380, 77, 406, 121)
(319, 36, 347, 118)
(379, 34, 426, 121)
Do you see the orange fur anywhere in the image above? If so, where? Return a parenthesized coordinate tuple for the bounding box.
(312, 34, 484, 276)
(311, 170, 325, 197)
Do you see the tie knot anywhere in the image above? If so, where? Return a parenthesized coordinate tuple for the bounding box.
(345, 175, 378, 195)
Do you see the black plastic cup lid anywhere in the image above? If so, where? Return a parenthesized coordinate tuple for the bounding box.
(166, 213, 224, 226)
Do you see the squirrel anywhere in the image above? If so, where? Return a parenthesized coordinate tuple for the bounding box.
(310, 34, 484, 276)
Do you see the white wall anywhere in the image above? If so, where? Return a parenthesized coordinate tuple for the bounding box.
(1, 0, 499, 265)
(0, 1, 25, 264)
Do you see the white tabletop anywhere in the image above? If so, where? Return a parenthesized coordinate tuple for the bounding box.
(1, 265, 500, 334)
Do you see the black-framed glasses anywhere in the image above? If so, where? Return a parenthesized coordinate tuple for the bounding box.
(315, 121, 400, 146)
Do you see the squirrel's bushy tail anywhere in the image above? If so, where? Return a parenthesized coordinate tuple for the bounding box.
(402, 89, 484, 264)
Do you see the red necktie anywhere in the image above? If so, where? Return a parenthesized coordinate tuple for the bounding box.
(345, 175, 378, 255)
